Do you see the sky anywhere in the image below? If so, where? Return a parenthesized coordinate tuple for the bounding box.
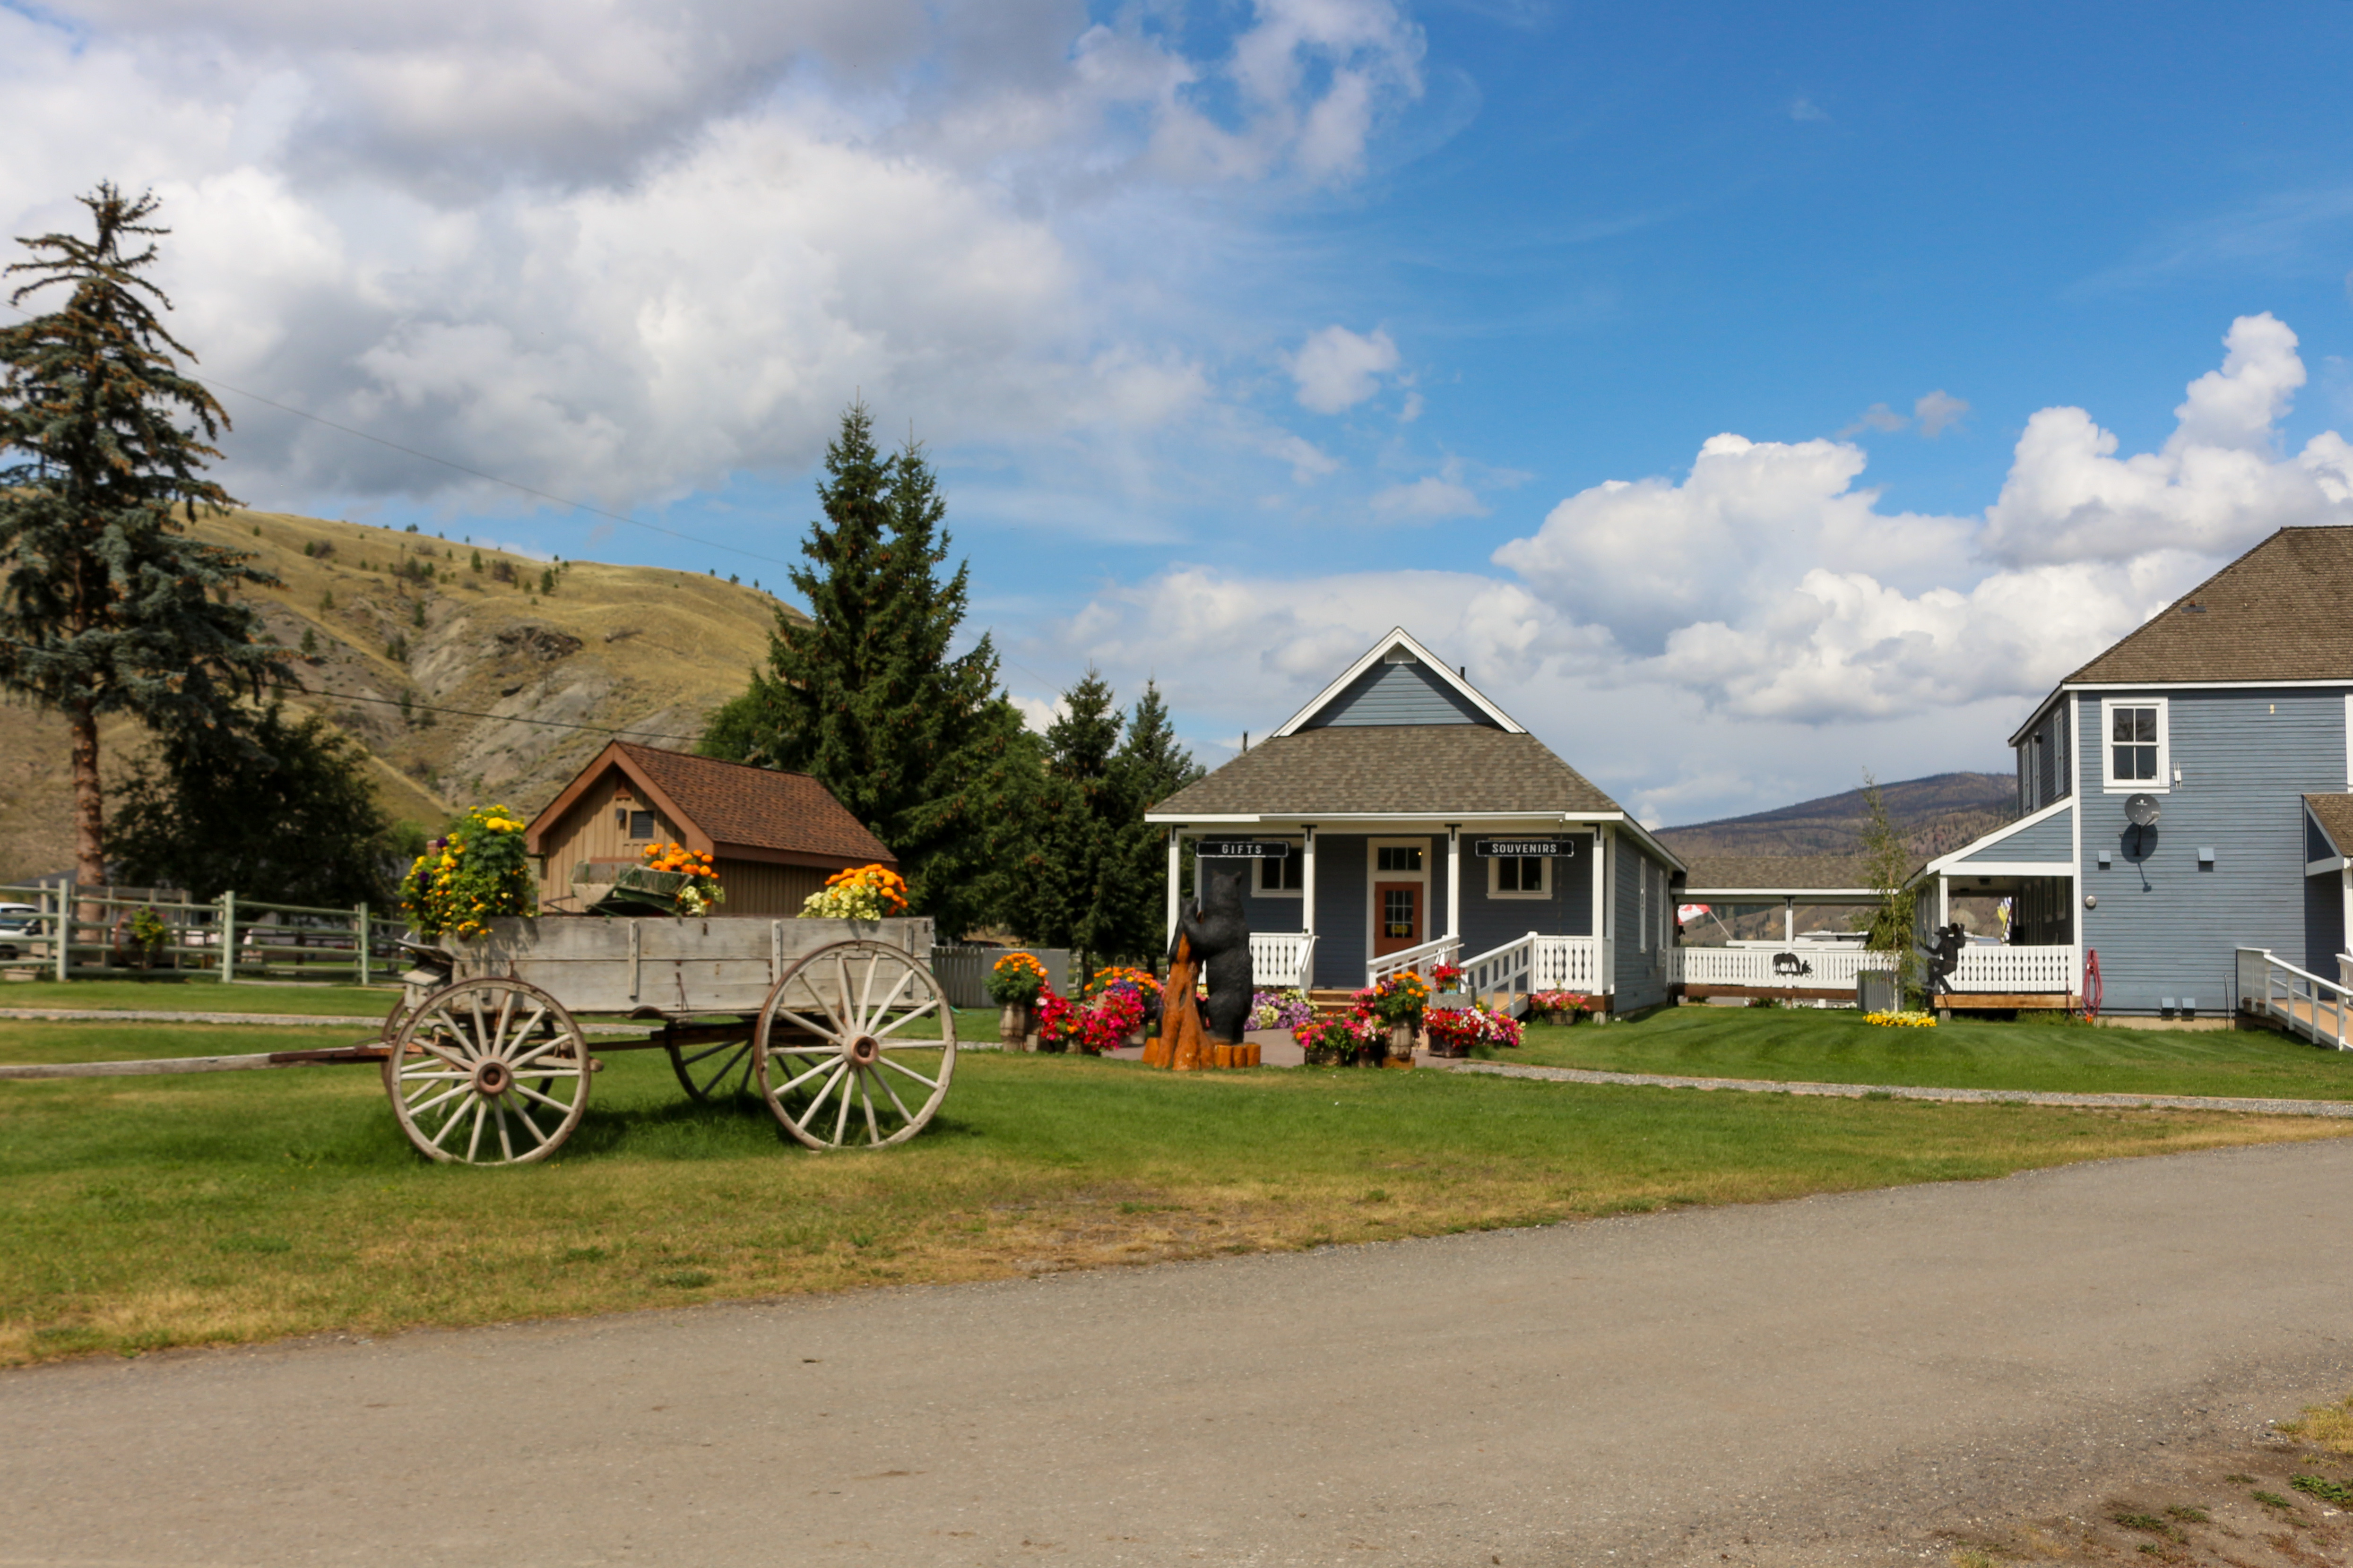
(8, 0, 2353, 826)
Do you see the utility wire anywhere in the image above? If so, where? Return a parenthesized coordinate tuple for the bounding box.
(291, 685, 703, 744)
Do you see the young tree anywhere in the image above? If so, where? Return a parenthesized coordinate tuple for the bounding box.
(711, 402, 1030, 938)
(108, 705, 397, 906)
(1107, 679, 1202, 959)
(0, 185, 281, 887)
(1008, 669, 1125, 977)
(1853, 772, 1921, 995)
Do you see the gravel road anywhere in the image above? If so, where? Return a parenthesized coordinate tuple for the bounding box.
(3, 1139, 2349, 1567)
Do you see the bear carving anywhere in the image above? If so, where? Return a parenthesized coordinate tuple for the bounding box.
(1174, 867, 1254, 1045)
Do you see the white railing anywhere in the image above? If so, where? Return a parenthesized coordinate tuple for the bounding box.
(1251, 931, 1317, 989)
(0, 882, 405, 985)
(2239, 947, 2352, 1049)
(1946, 944, 2077, 994)
(1673, 945, 1879, 988)
(1460, 932, 1537, 1004)
(1366, 933, 1462, 988)
(1533, 935, 1601, 990)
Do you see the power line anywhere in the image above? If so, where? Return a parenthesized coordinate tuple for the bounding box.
(293, 685, 703, 744)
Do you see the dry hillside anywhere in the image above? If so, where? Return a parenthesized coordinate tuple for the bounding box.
(0, 507, 803, 884)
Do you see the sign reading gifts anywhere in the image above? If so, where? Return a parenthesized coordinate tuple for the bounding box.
(1470, 837, 1574, 859)
(1196, 840, 1291, 859)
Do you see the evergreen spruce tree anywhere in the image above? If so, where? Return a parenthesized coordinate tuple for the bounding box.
(0, 185, 281, 886)
(1107, 680, 1202, 961)
(725, 402, 1033, 937)
(1009, 669, 1126, 978)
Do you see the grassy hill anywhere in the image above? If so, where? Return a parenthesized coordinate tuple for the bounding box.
(1657, 771, 2018, 868)
(0, 508, 803, 885)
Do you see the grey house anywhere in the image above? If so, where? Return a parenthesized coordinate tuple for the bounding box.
(1145, 628, 1686, 1016)
(1919, 526, 2353, 1022)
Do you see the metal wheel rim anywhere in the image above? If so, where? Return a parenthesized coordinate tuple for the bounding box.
(754, 940, 956, 1149)
(387, 977, 590, 1166)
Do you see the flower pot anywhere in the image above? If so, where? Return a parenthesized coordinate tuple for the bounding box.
(1386, 1020, 1418, 1061)
(998, 1001, 1033, 1051)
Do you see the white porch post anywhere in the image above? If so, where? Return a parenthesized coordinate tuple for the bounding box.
(1165, 828, 1183, 948)
(1938, 876, 1950, 928)
(1301, 827, 1318, 988)
(1599, 825, 1617, 1005)
(1445, 824, 1461, 941)
(1782, 897, 1794, 944)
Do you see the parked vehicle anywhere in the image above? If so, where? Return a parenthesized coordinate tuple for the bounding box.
(0, 903, 46, 963)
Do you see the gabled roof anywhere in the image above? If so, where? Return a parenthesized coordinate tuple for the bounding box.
(2067, 526, 2353, 686)
(1148, 725, 1621, 818)
(527, 742, 895, 870)
(1272, 627, 1524, 737)
(2305, 794, 2353, 861)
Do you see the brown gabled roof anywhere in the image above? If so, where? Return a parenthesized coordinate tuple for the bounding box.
(2067, 526, 2353, 685)
(2306, 794, 2353, 858)
(1677, 853, 1877, 895)
(528, 741, 895, 870)
(1148, 724, 1624, 818)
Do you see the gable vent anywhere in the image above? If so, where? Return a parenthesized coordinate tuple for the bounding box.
(1381, 647, 1417, 664)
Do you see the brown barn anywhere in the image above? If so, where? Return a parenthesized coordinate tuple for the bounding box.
(526, 741, 895, 916)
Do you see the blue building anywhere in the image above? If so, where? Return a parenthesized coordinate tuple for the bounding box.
(1145, 628, 1686, 1017)
(1920, 526, 2353, 1025)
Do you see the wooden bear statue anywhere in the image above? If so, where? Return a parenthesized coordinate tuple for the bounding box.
(1174, 867, 1254, 1045)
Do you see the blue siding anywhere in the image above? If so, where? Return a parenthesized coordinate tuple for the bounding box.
(2079, 688, 2351, 1015)
(2308, 808, 2341, 863)
(1306, 835, 1368, 988)
(2304, 873, 2344, 977)
(1952, 803, 2072, 866)
(2016, 704, 2074, 813)
(1458, 834, 1595, 956)
(1302, 658, 1491, 727)
(1612, 838, 1673, 1012)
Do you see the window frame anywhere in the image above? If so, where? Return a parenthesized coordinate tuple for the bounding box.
(1486, 854, 1550, 900)
(2099, 697, 2171, 794)
(1254, 840, 1305, 898)
(627, 809, 659, 841)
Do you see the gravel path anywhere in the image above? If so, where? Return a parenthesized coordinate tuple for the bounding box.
(4, 1140, 2350, 1567)
(1429, 1054, 2353, 1118)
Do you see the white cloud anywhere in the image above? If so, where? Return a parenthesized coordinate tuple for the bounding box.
(1012, 693, 1066, 732)
(1369, 462, 1485, 521)
(1913, 389, 1969, 437)
(1838, 402, 1907, 436)
(1288, 325, 1401, 414)
(0, 0, 1429, 512)
(1788, 96, 1829, 122)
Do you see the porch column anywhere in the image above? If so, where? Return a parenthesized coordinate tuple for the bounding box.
(1782, 897, 1794, 944)
(1165, 828, 1183, 948)
(1599, 825, 1616, 1002)
(1938, 876, 1950, 929)
(1301, 827, 1318, 990)
(1445, 824, 1461, 941)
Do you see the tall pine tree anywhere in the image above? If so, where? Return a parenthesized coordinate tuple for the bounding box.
(1107, 679, 1202, 960)
(718, 402, 1030, 938)
(0, 185, 281, 886)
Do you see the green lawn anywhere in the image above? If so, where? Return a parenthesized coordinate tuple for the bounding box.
(1480, 1005, 2353, 1101)
(2, 1014, 2344, 1365)
(0, 976, 400, 1016)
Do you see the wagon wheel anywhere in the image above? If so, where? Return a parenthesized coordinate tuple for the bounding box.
(666, 1021, 760, 1103)
(386, 977, 590, 1165)
(753, 940, 957, 1149)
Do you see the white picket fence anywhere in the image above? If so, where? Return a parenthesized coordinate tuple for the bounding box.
(1948, 944, 2078, 993)
(1532, 935, 1601, 990)
(0, 883, 406, 984)
(1673, 945, 1878, 988)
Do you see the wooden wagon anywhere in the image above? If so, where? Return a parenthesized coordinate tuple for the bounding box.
(375, 915, 955, 1166)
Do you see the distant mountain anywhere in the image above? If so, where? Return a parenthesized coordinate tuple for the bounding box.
(0, 507, 801, 885)
(1656, 771, 2016, 902)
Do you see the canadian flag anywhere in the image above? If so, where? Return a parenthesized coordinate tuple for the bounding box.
(1677, 904, 1709, 924)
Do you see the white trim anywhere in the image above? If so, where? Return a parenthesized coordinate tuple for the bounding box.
(1136, 808, 1687, 876)
(2069, 693, 2084, 952)
(1923, 862, 2077, 879)
(1270, 627, 1526, 738)
(2099, 696, 2171, 794)
(2344, 693, 2352, 789)
(1486, 853, 1551, 900)
(1365, 835, 1432, 963)
(1166, 829, 1182, 947)
(1301, 828, 1318, 940)
(1445, 826, 1461, 939)
(1600, 825, 1617, 996)
(1680, 887, 1878, 900)
(2307, 856, 2350, 876)
(1921, 795, 2075, 876)
(2012, 678, 2353, 748)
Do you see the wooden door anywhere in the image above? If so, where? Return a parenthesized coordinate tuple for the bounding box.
(1373, 882, 1422, 957)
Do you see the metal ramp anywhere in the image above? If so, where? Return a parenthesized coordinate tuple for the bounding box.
(2236, 947, 2353, 1048)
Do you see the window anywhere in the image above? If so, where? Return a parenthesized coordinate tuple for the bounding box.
(1488, 855, 1548, 898)
(1375, 845, 1423, 872)
(2102, 698, 2169, 792)
(1256, 846, 1303, 896)
(1382, 887, 1416, 939)
(628, 810, 657, 840)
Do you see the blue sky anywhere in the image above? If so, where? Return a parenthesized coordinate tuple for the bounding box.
(8, 0, 2353, 823)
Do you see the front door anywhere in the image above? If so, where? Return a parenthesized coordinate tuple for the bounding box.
(1373, 882, 1422, 957)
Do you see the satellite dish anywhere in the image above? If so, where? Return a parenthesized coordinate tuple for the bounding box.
(2125, 793, 2161, 828)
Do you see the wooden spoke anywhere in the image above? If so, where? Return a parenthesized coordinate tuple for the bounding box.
(666, 1028, 757, 1103)
(754, 940, 958, 1149)
(387, 977, 590, 1166)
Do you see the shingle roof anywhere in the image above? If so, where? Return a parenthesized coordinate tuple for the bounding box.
(2068, 526, 2353, 685)
(1676, 853, 1877, 894)
(614, 743, 895, 864)
(2305, 793, 2353, 858)
(1148, 725, 1624, 818)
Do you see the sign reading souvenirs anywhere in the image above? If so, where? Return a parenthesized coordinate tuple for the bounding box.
(1471, 837, 1574, 859)
(1196, 840, 1291, 860)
